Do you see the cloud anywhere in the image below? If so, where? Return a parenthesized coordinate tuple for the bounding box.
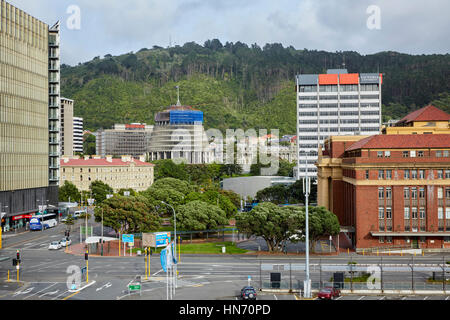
(5, 0, 449, 65)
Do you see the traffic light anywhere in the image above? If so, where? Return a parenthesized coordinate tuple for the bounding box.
(12, 258, 17, 266)
(85, 251, 89, 261)
(16, 250, 20, 260)
(150, 248, 153, 256)
(144, 248, 148, 256)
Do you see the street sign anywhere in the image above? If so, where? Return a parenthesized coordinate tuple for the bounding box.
(122, 234, 134, 243)
(143, 232, 171, 248)
(129, 284, 141, 291)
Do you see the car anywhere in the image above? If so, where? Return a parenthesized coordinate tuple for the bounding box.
(59, 238, 72, 247)
(48, 241, 62, 250)
(240, 286, 257, 300)
(73, 210, 86, 219)
(317, 287, 341, 300)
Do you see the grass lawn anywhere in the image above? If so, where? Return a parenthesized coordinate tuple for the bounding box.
(131, 241, 248, 255)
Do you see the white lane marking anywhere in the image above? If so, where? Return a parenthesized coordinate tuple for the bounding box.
(402, 296, 407, 300)
(274, 295, 278, 300)
(379, 296, 385, 300)
(423, 296, 428, 300)
(39, 290, 59, 298)
(25, 283, 58, 299)
(335, 296, 343, 300)
(52, 290, 69, 300)
(445, 296, 449, 301)
(13, 287, 34, 296)
(358, 296, 365, 300)
(96, 282, 112, 292)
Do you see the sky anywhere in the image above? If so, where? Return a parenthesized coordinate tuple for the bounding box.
(5, 0, 450, 66)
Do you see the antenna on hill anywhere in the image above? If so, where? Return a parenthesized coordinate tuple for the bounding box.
(342, 54, 346, 69)
(175, 86, 181, 106)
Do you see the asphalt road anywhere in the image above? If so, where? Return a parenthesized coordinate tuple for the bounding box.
(1, 222, 449, 301)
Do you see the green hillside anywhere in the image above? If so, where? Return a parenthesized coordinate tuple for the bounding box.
(61, 40, 450, 135)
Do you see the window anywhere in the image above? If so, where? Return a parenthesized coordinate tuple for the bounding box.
(411, 170, 417, 179)
(419, 208, 426, 219)
(412, 207, 418, 219)
(418, 151, 424, 157)
(420, 237, 426, 244)
(444, 150, 449, 157)
(378, 170, 384, 179)
(446, 208, 450, 220)
(386, 237, 392, 243)
(404, 187, 409, 199)
(377, 151, 383, 158)
(379, 207, 384, 219)
(386, 170, 392, 179)
(384, 151, 391, 158)
(438, 187, 443, 199)
(436, 150, 442, 157)
(404, 207, 410, 219)
(437, 170, 443, 179)
(446, 170, 450, 179)
(378, 188, 384, 199)
(386, 207, 392, 219)
(379, 237, 384, 243)
(410, 151, 416, 158)
(419, 170, 425, 179)
(411, 187, 417, 199)
(419, 187, 425, 198)
(438, 207, 444, 219)
(404, 170, 410, 179)
(365, 170, 369, 180)
(402, 151, 409, 158)
(444, 237, 450, 243)
(386, 187, 392, 199)
(446, 188, 450, 199)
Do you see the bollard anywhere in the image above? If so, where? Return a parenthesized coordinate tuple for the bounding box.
(389, 249, 391, 256)
(363, 249, 365, 256)
(347, 248, 349, 255)
(377, 249, 379, 256)
(401, 249, 403, 256)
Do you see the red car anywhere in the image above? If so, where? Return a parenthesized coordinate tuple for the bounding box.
(317, 287, 341, 300)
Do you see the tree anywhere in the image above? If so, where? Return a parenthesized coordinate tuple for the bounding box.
(59, 181, 81, 203)
(235, 202, 304, 252)
(176, 200, 228, 231)
(305, 206, 340, 252)
(152, 160, 189, 181)
(117, 188, 137, 197)
(150, 177, 194, 196)
(83, 133, 96, 155)
(94, 195, 161, 234)
(89, 180, 114, 204)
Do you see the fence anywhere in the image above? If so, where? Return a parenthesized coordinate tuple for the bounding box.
(258, 259, 450, 293)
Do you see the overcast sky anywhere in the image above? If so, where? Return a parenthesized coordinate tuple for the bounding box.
(6, 0, 450, 66)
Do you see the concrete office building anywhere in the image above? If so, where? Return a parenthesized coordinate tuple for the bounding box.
(0, 0, 60, 231)
(60, 97, 74, 157)
(148, 105, 214, 164)
(96, 123, 153, 157)
(296, 69, 382, 179)
(73, 116, 83, 154)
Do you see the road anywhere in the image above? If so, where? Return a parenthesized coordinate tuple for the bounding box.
(0, 222, 449, 300)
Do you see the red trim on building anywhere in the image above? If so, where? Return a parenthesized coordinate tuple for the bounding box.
(318, 74, 338, 85)
(339, 73, 359, 85)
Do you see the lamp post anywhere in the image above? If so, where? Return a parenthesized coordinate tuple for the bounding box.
(37, 198, 49, 232)
(302, 150, 311, 298)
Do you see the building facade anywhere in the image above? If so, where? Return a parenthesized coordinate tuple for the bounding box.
(148, 105, 213, 164)
(296, 69, 382, 179)
(60, 155, 154, 192)
(96, 123, 153, 157)
(60, 97, 74, 157)
(73, 116, 83, 154)
(0, 1, 59, 231)
(317, 134, 450, 250)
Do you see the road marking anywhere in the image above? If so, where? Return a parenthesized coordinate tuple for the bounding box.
(96, 282, 112, 292)
(358, 296, 365, 300)
(62, 291, 80, 300)
(274, 295, 277, 300)
(445, 296, 449, 301)
(423, 296, 428, 300)
(402, 296, 407, 300)
(379, 296, 385, 300)
(13, 287, 34, 296)
(24, 283, 58, 299)
(52, 290, 69, 300)
(335, 296, 343, 300)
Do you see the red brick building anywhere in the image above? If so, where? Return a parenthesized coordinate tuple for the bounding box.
(317, 134, 450, 250)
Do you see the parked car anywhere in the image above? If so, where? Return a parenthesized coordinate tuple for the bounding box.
(48, 241, 62, 250)
(60, 238, 72, 247)
(240, 286, 257, 300)
(317, 287, 341, 300)
(73, 210, 86, 219)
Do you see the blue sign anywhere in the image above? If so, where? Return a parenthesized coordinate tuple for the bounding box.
(122, 234, 134, 243)
(155, 232, 171, 248)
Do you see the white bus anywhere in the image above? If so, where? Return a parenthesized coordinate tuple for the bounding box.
(30, 213, 58, 231)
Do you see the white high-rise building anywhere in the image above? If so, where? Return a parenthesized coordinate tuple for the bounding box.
(295, 69, 382, 179)
(73, 117, 84, 154)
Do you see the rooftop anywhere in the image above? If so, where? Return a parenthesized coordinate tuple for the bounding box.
(60, 156, 154, 167)
(397, 105, 450, 125)
(345, 134, 450, 152)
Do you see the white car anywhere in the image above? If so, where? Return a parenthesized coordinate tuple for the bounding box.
(60, 238, 72, 247)
(73, 210, 86, 219)
(48, 241, 62, 250)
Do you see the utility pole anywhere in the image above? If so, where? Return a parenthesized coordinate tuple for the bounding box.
(302, 151, 311, 298)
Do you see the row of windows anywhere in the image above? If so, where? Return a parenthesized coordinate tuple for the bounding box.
(298, 84, 380, 92)
(375, 169, 450, 180)
(378, 186, 450, 199)
(299, 111, 380, 116)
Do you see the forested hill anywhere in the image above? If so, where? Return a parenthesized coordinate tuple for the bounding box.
(61, 40, 450, 135)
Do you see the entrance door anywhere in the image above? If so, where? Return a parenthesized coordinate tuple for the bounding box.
(412, 238, 419, 249)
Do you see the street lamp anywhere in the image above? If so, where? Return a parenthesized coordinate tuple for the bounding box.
(302, 150, 311, 298)
(37, 199, 49, 232)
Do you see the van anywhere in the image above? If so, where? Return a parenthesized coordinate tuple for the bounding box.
(73, 210, 86, 219)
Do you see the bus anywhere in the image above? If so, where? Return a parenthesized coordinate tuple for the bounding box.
(29, 213, 58, 231)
